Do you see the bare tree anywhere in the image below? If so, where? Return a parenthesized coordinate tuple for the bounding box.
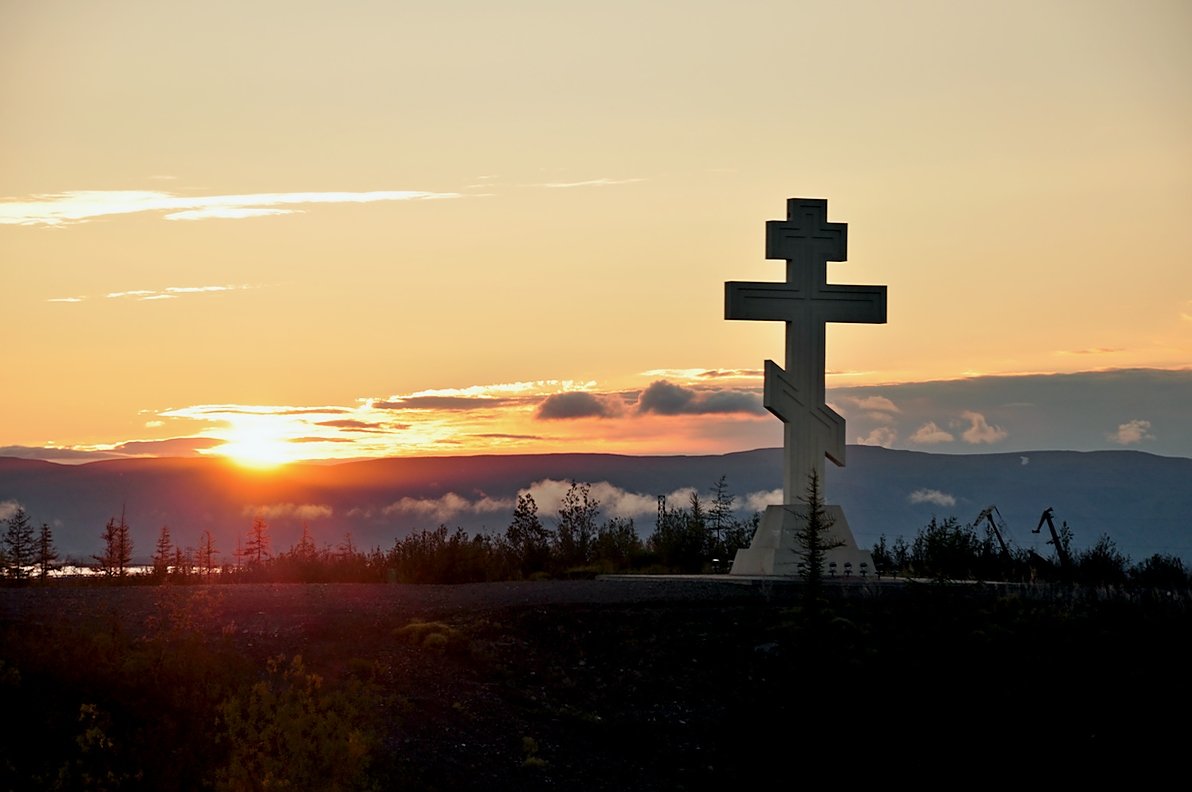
(35, 522, 61, 580)
(245, 516, 271, 567)
(152, 524, 174, 580)
(94, 509, 133, 578)
(196, 529, 218, 579)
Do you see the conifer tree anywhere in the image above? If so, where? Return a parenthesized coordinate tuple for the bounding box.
(245, 516, 271, 567)
(197, 529, 218, 579)
(3, 507, 36, 580)
(152, 524, 174, 579)
(794, 470, 843, 596)
(35, 522, 61, 580)
(94, 510, 133, 578)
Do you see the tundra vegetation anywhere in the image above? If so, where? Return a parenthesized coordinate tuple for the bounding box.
(1, 478, 1189, 788)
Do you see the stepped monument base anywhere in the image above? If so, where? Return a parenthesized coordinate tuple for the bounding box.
(730, 503, 875, 578)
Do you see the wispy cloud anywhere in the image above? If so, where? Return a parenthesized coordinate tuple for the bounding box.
(50, 284, 258, 303)
(1, 189, 461, 226)
(640, 368, 762, 381)
(381, 492, 514, 524)
(540, 178, 645, 189)
(1057, 347, 1125, 356)
(520, 479, 774, 522)
(243, 503, 334, 520)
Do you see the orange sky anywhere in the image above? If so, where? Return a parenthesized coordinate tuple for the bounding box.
(2, 1, 1190, 466)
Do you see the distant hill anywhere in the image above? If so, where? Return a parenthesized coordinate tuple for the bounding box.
(1, 447, 1189, 565)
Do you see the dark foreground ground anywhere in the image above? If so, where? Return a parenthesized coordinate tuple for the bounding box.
(2, 578, 1190, 790)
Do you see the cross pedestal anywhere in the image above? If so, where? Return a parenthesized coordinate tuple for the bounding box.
(725, 198, 886, 578)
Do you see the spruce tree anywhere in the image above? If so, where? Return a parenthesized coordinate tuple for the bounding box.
(794, 470, 843, 598)
(3, 507, 36, 580)
(35, 522, 61, 580)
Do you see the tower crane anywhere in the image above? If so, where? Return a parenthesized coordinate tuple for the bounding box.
(973, 505, 1012, 558)
(1033, 507, 1073, 573)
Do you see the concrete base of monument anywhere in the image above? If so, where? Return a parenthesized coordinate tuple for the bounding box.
(729, 503, 876, 578)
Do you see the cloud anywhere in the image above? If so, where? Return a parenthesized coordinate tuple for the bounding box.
(1110, 419, 1154, 445)
(909, 422, 954, 444)
(541, 178, 644, 189)
(0, 500, 25, 521)
(0, 445, 119, 462)
(521, 479, 666, 521)
(856, 427, 897, 446)
(743, 489, 783, 513)
(50, 284, 257, 303)
(1057, 347, 1125, 356)
(847, 396, 900, 413)
(640, 368, 763, 381)
(244, 503, 333, 520)
(517, 479, 776, 523)
(373, 396, 516, 411)
(0, 189, 461, 226)
(316, 419, 388, 430)
(167, 207, 297, 221)
(381, 492, 514, 524)
(536, 392, 624, 420)
(112, 437, 226, 457)
(961, 411, 1007, 444)
(909, 489, 956, 508)
(371, 380, 584, 412)
(637, 380, 765, 416)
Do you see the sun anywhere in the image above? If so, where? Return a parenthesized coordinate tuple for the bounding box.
(215, 419, 297, 470)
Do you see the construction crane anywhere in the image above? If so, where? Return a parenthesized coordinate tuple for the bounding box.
(973, 505, 1012, 558)
(1033, 507, 1073, 573)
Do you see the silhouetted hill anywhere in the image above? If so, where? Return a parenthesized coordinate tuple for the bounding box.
(1, 447, 1189, 565)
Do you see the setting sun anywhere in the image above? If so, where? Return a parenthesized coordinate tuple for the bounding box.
(213, 417, 297, 470)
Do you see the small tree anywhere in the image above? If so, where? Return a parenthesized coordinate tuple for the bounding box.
(506, 493, 552, 577)
(152, 524, 174, 580)
(556, 481, 599, 569)
(708, 476, 735, 567)
(793, 470, 843, 596)
(245, 516, 271, 568)
(1075, 534, 1128, 587)
(94, 511, 133, 578)
(3, 507, 36, 580)
(196, 530, 218, 579)
(35, 522, 61, 580)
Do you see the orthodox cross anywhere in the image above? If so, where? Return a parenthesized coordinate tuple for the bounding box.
(726, 198, 886, 501)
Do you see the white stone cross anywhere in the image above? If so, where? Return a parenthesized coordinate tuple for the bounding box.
(726, 198, 886, 501)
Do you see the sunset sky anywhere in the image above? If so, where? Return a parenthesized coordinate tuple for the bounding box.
(3, 1, 1190, 467)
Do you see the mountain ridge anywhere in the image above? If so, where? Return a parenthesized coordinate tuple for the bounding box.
(2, 447, 1188, 565)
